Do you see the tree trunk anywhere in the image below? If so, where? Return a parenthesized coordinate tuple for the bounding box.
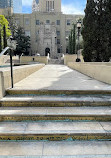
(0, 30, 2, 52)
(3, 25, 7, 49)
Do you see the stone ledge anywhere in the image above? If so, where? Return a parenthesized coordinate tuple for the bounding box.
(67, 62, 111, 85)
(0, 64, 45, 99)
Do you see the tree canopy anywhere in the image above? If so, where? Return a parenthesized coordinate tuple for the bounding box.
(6, 15, 18, 38)
(0, 15, 11, 52)
(14, 27, 31, 56)
(82, 0, 111, 62)
(0, 15, 11, 38)
(68, 24, 76, 54)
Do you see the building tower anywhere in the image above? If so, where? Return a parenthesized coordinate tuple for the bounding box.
(32, 0, 61, 13)
(32, 0, 39, 12)
(32, 0, 62, 58)
(40, 0, 61, 12)
(0, 0, 13, 8)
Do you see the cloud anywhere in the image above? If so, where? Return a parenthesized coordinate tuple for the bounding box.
(62, 4, 84, 14)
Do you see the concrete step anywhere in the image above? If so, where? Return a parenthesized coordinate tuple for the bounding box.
(0, 107, 111, 121)
(0, 121, 111, 141)
(0, 141, 111, 156)
(48, 59, 64, 65)
(6, 89, 111, 95)
(1, 95, 111, 107)
(2, 156, 111, 158)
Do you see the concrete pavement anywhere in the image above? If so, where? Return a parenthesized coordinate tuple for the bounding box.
(0, 141, 111, 157)
(13, 65, 111, 90)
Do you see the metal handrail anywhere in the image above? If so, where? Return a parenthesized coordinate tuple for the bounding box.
(0, 47, 14, 88)
(0, 47, 10, 57)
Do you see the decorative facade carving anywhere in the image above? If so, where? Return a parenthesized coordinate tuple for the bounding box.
(38, 23, 57, 58)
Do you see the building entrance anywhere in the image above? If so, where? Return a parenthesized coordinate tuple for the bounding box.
(45, 48, 50, 56)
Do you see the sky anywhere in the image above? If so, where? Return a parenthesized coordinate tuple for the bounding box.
(22, 0, 87, 14)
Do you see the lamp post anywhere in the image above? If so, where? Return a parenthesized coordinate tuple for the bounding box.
(7, 36, 17, 88)
(76, 21, 81, 62)
(66, 37, 69, 54)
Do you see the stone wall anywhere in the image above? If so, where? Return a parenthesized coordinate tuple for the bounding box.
(64, 54, 84, 65)
(0, 55, 10, 66)
(0, 64, 45, 98)
(67, 62, 111, 84)
(20, 56, 48, 64)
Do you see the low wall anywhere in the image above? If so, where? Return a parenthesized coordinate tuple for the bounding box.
(20, 56, 48, 65)
(64, 55, 84, 65)
(0, 55, 10, 66)
(0, 64, 45, 98)
(78, 62, 111, 66)
(67, 62, 111, 84)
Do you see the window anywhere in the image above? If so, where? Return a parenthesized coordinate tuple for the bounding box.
(56, 20, 60, 25)
(66, 31, 70, 36)
(67, 20, 70, 25)
(36, 31, 39, 42)
(53, 1, 54, 9)
(46, 20, 50, 24)
(25, 30, 30, 37)
(50, 1, 52, 10)
(57, 31, 60, 36)
(36, 20, 40, 25)
(48, 1, 49, 11)
(25, 19, 29, 25)
(46, 1, 48, 11)
(57, 39, 60, 44)
(46, 1, 54, 12)
(58, 48, 61, 53)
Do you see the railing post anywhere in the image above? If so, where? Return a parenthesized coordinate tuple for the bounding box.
(10, 49, 13, 88)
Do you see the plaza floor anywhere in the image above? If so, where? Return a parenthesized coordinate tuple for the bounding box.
(13, 65, 111, 90)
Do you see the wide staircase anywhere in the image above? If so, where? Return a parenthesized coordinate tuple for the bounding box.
(0, 89, 111, 156)
(48, 58, 64, 65)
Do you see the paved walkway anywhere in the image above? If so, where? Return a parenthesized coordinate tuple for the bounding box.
(0, 141, 111, 157)
(14, 65, 111, 90)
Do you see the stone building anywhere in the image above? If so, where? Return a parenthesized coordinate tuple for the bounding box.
(32, 0, 39, 12)
(1, 0, 84, 58)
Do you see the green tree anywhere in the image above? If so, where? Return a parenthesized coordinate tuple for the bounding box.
(3, 25, 7, 48)
(68, 34, 71, 54)
(103, 0, 111, 61)
(14, 27, 30, 56)
(0, 15, 11, 41)
(94, 0, 108, 61)
(68, 24, 76, 54)
(0, 15, 11, 51)
(82, 0, 111, 62)
(0, 30, 2, 52)
(6, 15, 18, 38)
(72, 24, 76, 54)
(82, 0, 96, 62)
(69, 30, 73, 54)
